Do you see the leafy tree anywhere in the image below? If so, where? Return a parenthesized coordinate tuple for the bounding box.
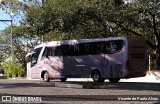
(0, 0, 43, 76)
(0, 31, 11, 63)
(26, 0, 118, 40)
(0, 25, 40, 76)
(0, 67, 5, 74)
(107, 0, 160, 67)
(25, 0, 160, 68)
(2, 0, 160, 69)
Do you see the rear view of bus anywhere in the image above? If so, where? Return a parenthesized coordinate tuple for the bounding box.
(126, 36, 147, 78)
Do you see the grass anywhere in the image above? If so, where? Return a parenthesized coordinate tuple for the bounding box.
(82, 82, 104, 89)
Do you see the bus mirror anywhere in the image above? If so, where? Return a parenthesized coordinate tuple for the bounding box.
(26, 57, 30, 62)
(26, 55, 31, 62)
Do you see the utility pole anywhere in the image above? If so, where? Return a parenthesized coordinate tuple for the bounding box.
(0, 19, 14, 63)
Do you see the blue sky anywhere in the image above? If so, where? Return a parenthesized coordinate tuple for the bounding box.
(0, 11, 12, 31)
(0, 10, 22, 31)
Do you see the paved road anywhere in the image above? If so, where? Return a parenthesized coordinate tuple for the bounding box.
(0, 79, 159, 104)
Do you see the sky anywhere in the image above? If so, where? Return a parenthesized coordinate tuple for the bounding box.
(0, 10, 23, 31)
(0, 0, 41, 31)
(0, 11, 12, 31)
(0, 0, 24, 31)
(0, 0, 11, 31)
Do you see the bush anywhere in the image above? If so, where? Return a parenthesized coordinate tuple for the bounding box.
(0, 67, 5, 74)
(2, 61, 24, 78)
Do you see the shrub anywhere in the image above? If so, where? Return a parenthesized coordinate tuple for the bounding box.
(0, 67, 5, 74)
(2, 61, 24, 78)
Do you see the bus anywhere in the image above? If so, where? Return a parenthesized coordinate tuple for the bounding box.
(26, 36, 147, 83)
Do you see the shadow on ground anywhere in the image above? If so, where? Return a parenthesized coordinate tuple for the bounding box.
(0, 79, 160, 92)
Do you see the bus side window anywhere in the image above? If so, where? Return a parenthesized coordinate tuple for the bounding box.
(94, 42, 103, 54)
(73, 44, 79, 56)
(105, 40, 124, 54)
(54, 46, 60, 56)
(115, 40, 124, 51)
(48, 47, 53, 56)
(105, 41, 112, 54)
(41, 47, 53, 60)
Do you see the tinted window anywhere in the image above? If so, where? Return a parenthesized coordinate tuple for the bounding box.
(54, 42, 104, 56)
(42, 47, 53, 59)
(54, 45, 69, 56)
(34, 47, 42, 56)
(78, 42, 104, 55)
(53, 40, 123, 56)
(105, 40, 124, 54)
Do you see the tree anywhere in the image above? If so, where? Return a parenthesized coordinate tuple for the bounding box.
(25, 0, 160, 68)
(107, 0, 160, 67)
(2, 0, 160, 70)
(0, 25, 40, 76)
(26, 0, 122, 40)
(0, 0, 43, 76)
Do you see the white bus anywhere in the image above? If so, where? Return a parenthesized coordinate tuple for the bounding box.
(26, 36, 147, 83)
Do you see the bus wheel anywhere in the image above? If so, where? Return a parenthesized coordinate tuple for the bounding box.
(92, 71, 103, 82)
(108, 78, 120, 83)
(44, 71, 50, 82)
(60, 78, 67, 82)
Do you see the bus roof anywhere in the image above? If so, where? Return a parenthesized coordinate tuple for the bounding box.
(47, 37, 127, 46)
(34, 37, 127, 48)
(34, 43, 46, 49)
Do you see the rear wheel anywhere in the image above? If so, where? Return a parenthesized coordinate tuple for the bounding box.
(60, 78, 67, 82)
(44, 71, 50, 82)
(92, 71, 104, 82)
(108, 78, 120, 83)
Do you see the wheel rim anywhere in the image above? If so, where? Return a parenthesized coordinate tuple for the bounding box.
(94, 73, 100, 81)
(44, 72, 48, 81)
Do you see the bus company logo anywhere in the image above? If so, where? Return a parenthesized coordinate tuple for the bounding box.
(101, 57, 109, 67)
(2, 96, 11, 102)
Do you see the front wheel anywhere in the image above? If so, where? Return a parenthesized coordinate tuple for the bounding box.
(92, 71, 104, 82)
(60, 78, 67, 82)
(108, 78, 120, 83)
(44, 71, 50, 82)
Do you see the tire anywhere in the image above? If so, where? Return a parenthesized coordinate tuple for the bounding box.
(92, 71, 104, 82)
(44, 71, 50, 82)
(60, 78, 67, 82)
(108, 78, 120, 83)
